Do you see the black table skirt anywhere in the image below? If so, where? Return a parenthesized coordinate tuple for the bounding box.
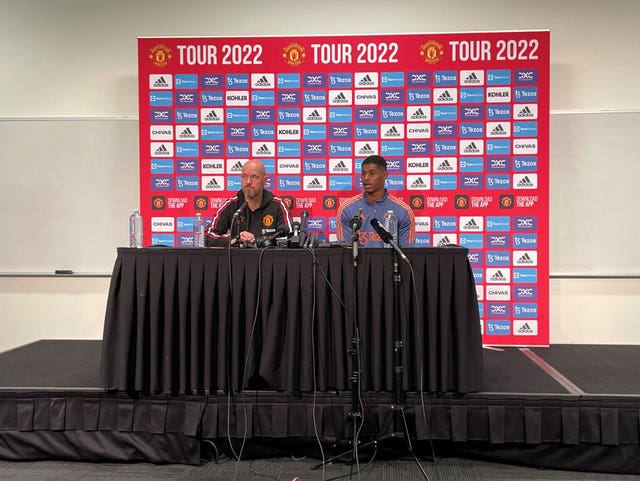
(100, 246, 483, 394)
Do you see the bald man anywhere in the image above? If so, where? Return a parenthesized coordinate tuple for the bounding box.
(205, 159, 293, 246)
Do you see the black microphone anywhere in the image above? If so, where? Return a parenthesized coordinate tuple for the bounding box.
(300, 210, 309, 233)
(350, 215, 362, 231)
(266, 226, 289, 241)
(233, 200, 248, 219)
(370, 218, 409, 263)
(288, 221, 301, 248)
(261, 227, 289, 247)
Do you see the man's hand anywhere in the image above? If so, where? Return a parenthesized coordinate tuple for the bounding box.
(238, 230, 256, 243)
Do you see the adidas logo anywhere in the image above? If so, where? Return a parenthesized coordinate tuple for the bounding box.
(411, 177, 428, 189)
(517, 323, 535, 334)
(178, 127, 195, 139)
(358, 74, 375, 86)
(490, 270, 507, 282)
(332, 92, 349, 103)
(154, 144, 169, 155)
(306, 110, 323, 121)
(153, 76, 170, 88)
(254, 75, 272, 87)
(256, 144, 272, 155)
(306, 178, 323, 189)
(230, 161, 244, 172)
(205, 178, 221, 189)
(436, 159, 453, 171)
(464, 218, 480, 230)
(411, 108, 428, 120)
(517, 176, 534, 187)
(437, 90, 453, 102)
(204, 110, 221, 122)
(517, 253, 533, 264)
(463, 72, 481, 84)
(358, 143, 375, 155)
(332, 160, 349, 172)
(517, 106, 534, 118)
(384, 126, 401, 137)
(490, 124, 507, 136)
(437, 236, 452, 247)
(464, 142, 480, 153)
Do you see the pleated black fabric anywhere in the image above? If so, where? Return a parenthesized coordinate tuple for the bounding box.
(100, 247, 484, 395)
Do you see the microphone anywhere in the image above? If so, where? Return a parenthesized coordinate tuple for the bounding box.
(370, 218, 409, 263)
(261, 227, 289, 247)
(288, 221, 301, 248)
(232, 200, 247, 219)
(350, 215, 362, 231)
(266, 226, 289, 241)
(300, 210, 309, 233)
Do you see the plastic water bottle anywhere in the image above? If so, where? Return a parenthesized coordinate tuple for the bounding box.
(383, 210, 398, 248)
(193, 213, 205, 247)
(129, 209, 143, 248)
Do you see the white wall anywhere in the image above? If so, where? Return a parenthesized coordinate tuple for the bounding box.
(1, 0, 639, 352)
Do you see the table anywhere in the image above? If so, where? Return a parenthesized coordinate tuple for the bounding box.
(100, 246, 483, 394)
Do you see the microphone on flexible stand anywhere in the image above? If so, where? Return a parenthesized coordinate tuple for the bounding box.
(370, 218, 410, 263)
(300, 210, 309, 233)
(288, 221, 302, 248)
(229, 200, 248, 248)
(232, 200, 248, 219)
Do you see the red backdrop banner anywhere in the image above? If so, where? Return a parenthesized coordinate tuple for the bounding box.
(138, 31, 549, 345)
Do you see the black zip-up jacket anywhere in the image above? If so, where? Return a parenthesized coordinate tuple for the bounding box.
(204, 190, 293, 247)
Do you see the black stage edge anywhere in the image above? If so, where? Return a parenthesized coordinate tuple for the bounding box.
(2, 341, 640, 473)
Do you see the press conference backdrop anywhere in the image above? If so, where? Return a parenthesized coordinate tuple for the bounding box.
(0, 111, 637, 275)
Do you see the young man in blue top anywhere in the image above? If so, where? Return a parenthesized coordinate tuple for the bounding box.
(336, 155, 416, 247)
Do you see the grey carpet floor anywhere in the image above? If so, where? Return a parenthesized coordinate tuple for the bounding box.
(1, 457, 640, 481)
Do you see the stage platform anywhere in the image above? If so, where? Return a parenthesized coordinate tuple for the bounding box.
(1, 340, 639, 473)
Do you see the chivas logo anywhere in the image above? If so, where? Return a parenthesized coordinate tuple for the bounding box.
(149, 44, 172, 68)
(283, 42, 306, 67)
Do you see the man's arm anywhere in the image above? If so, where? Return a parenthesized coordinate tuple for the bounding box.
(204, 198, 238, 245)
(273, 197, 294, 234)
(390, 196, 416, 247)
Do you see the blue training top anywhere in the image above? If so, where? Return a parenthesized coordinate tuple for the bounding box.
(336, 190, 416, 247)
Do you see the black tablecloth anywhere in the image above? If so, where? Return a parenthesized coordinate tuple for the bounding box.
(100, 246, 483, 394)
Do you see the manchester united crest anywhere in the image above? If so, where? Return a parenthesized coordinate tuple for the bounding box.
(149, 44, 172, 68)
(419, 40, 444, 65)
(263, 214, 275, 227)
(283, 42, 306, 67)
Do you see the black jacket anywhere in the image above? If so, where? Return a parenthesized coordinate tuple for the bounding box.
(204, 190, 293, 246)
